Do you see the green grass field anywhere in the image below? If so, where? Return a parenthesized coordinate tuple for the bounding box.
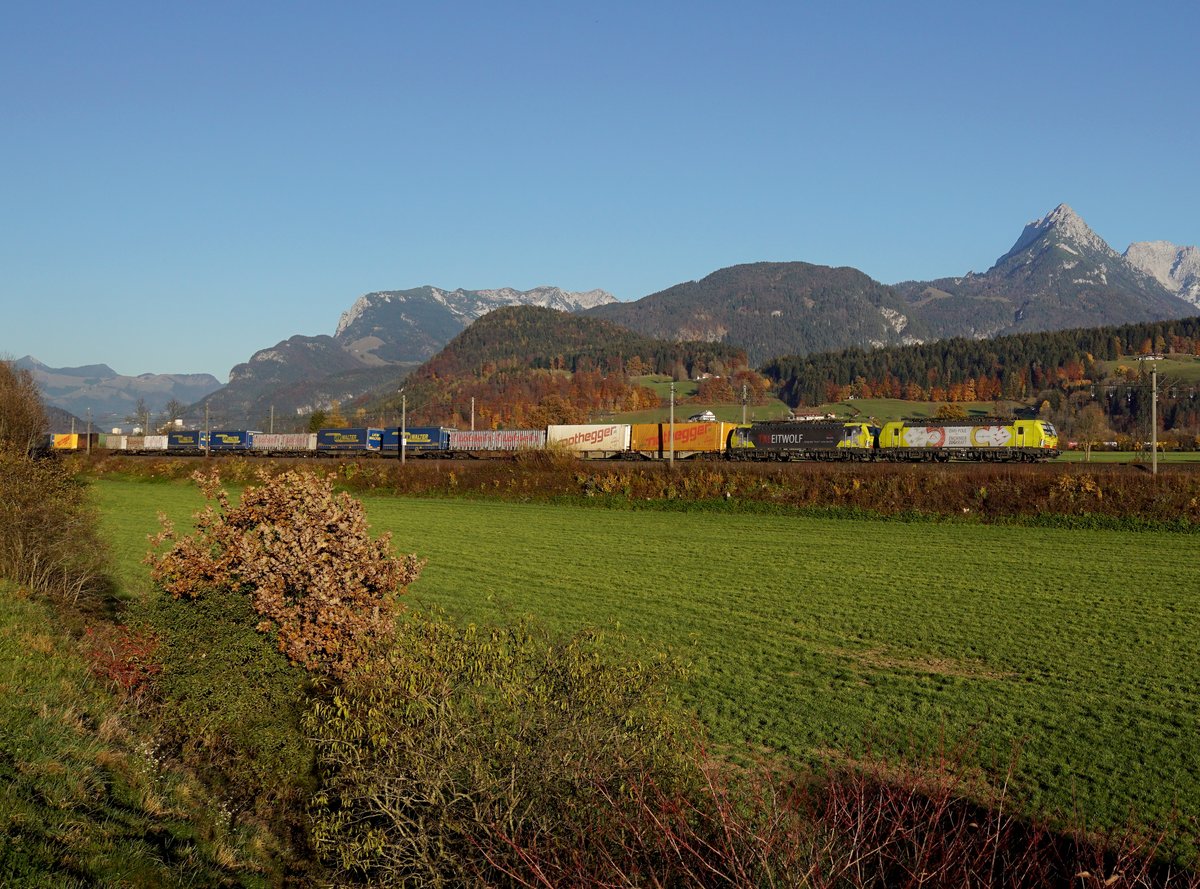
(0, 578, 247, 886)
(1056, 450, 1200, 463)
(92, 476, 1200, 860)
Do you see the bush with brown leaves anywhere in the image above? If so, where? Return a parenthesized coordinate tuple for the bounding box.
(148, 468, 424, 677)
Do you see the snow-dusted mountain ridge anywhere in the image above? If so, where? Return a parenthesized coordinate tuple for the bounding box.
(336, 286, 615, 338)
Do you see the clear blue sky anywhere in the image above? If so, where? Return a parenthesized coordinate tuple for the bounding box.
(3, 1, 1198, 380)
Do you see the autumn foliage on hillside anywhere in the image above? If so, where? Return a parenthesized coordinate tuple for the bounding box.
(393, 305, 749, 426)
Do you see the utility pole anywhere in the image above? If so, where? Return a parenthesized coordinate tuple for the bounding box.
(1138, 354, 1161, 477)
(86, 408, 92, 455)
(204, 404, 210, 457)
(270, 405, 275, 434)
(400, 389, 406, 465)
(470, 396, 475, 431)
(669, 381, 675, 469)
(1151, 361, 1158, 477)
(742, 383, 748, 425)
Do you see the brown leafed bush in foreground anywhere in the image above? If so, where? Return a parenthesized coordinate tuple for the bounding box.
(148, 468, 424, 677)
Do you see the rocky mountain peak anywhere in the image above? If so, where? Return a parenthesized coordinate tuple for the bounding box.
(1124, 240, 1200, 309)
(996, 203, 1115, 265)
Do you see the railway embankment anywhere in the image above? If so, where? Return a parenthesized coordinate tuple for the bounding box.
(79, 453, 1200, 532)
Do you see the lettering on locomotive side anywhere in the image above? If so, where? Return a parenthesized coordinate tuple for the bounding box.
(766, 433, 808, 445)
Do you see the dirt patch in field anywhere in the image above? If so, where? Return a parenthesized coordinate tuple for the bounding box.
(818, 644, 1015, 681)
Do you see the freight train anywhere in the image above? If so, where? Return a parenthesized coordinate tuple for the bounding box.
(49, 417, 1059, 462)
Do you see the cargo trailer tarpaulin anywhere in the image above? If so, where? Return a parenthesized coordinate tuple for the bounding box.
(448, 429, 546, 451)
(546, 424, 631, 453)
(251, 433, 314, 451)
(317, 428, 383, 452)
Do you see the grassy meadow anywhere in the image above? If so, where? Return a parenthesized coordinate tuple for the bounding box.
(0, 577, 250, 886)
(92, 475, 1200, 861)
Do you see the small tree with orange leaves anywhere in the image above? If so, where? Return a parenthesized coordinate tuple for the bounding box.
(149, 468, 424, 678)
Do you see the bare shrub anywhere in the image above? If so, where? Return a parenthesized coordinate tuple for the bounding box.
(0, 458, 111, 611)
(0, 359, 47, 456)
(305, 610, 702, 887)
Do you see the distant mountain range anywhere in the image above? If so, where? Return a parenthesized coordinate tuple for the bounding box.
(194, 286, 616, 425)
(172, 205, 1200, 423)
(892, 204, 1196, 343)
(15, 356, 221, 429)
(21, 204, 1199, 426)
(596, 205, 1196, 363)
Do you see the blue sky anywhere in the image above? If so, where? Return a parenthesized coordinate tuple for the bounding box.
(3, 1, 1198, 380)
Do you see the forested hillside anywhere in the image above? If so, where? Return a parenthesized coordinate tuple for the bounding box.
(390, 306, 749, 427)
(587, 262, 924, 364)
(765, 316, 1200, 440)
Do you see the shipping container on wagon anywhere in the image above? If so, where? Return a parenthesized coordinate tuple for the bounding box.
(546, 424, 631, 454)
(251, 433, 315, 452)
(207, 430, 254, 451)
(629, 422, 736, 457)
(447, 429, 546, 452)
(167, 430, 207, 450)
(316, 428, 383, 452)
(100, 434, 126, 451)
(51, 433, 99, 450)
(383, 426, 452, 455)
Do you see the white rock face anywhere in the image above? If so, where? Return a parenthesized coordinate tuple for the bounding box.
(1004, 203, 1117, 260)
(335, 285, 616, 336)
(1124, 241, 1200, 308)
(879, 307, 909, 334)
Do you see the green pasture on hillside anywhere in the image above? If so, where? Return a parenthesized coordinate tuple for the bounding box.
(92, 476, 1200, 860)
(615, 374, 792, 423)
(1097, 355, 1200, 384)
